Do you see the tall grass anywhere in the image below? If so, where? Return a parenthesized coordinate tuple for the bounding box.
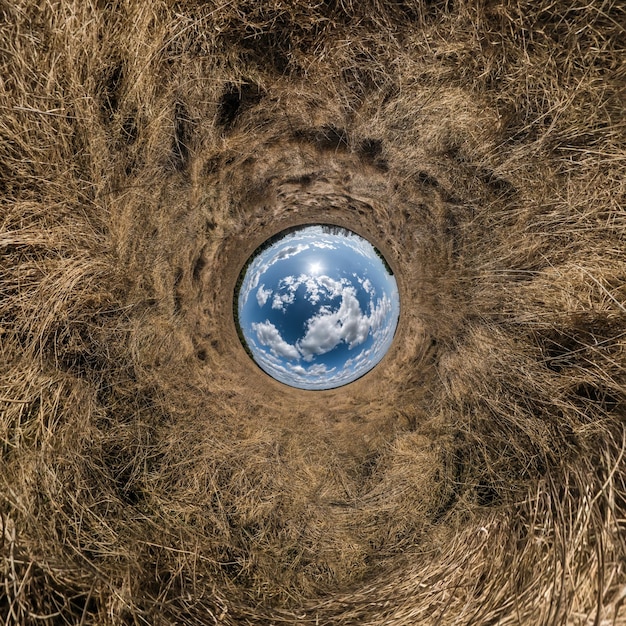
(1, 0, 625, 624)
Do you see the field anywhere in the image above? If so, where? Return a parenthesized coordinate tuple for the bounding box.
(1, 1, 626, 624)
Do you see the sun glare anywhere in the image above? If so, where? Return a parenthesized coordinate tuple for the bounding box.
(309, 261, 323, 274)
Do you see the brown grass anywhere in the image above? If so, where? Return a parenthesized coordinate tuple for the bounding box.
(1, 0, 625, 624)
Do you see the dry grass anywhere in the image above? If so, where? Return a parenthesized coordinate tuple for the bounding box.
(1, 0, 625, 624)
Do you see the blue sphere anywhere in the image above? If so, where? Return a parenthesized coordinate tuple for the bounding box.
(236, 225, 400, 390)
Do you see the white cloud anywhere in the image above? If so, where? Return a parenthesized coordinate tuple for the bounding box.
(297, 287, 366, 360)
(296, 286, 395, 362)
(317, 275, 345, 298)
(271, 290, 296, 311)
(275, 243, 310, 262)
(256, 285, 272, 307)
(313, 242, 336, 250)
(341, 235, 375, 259)
(251, 320, 300, 360)
(291, 273, 349, 306)
(307, 363, 331, 376)
(362, 278, 374, 295)
(239, 243, 310, 308)
(369, 294, 392, 332)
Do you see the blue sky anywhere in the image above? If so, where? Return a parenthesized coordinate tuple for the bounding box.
(238, 226, 399, 390)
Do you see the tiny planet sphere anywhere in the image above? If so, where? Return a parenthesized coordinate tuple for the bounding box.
(236, 225, 400, 390)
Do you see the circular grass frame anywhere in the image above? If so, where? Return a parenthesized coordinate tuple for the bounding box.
(0, 1, 625, 624)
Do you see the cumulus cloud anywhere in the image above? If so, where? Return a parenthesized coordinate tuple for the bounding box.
(312, 241, 336, 250)
(369, 294, 392, 332)
(269, 273, 349, 308)
(238, 224, 389, 312)
(275, 243, 310, 262)
(272, 290, 295, 311)
(287, 273, 348, 305)
(239, 243, 310, 307)
(251, 321, 300, 360)
(249, 277, 396, 383)
(317, 275, 345, 298)
(256, 285, 272, 307)
(295, 285, 395, 363)
(298, 287, 368, 360)
(306, 363, 332, 376)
